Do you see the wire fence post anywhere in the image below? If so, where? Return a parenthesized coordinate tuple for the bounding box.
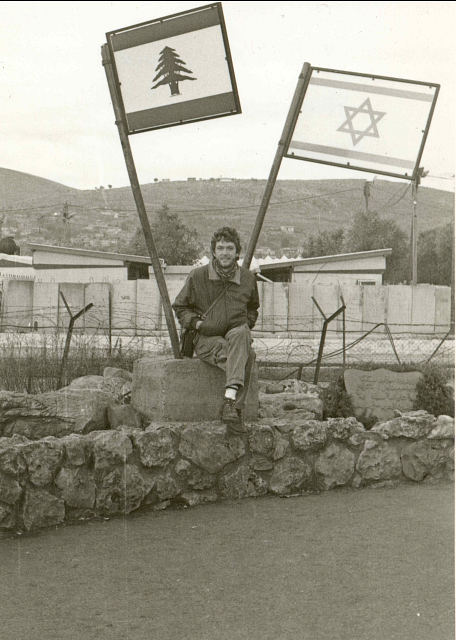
(312, 296, 346, 384)
(58, 292, 94, 390)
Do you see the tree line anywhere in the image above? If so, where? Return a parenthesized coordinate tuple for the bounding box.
(123, 204, 452, 286)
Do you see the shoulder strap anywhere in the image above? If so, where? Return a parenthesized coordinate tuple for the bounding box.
(201, 283, 228, 319)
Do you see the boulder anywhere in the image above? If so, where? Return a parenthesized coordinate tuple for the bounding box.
(107, 405, 142, 430)
(179, 423, 245, 474)
(21, 438, 63, 487)
(132, 358, 258, 421)
(96, 464, 153, 515)
(179, 491, 218, 507)
(269, 455, 313, 495)
(356, 440, 402, 481)
(61, 434, 88, 467)
(427, 416, 454, 440)
(174, 459, 216, 490)
(218, 463, 268, 500)
(371, 411, 437, 440)
(315, 443, 356, 490)
(151, 472, 180, 501)
(0, 440, 27, 477)
(259, 392, 323, 420)
(326, 417, 365, 441)
(133, 426, 176, 468)
(0, 388, 114, 439)
(55, 467, 96, 509)
(401, 441, 452, 482)
(249, 424, 275, 457)
(103, 367, 132, 382)
(0, 503, 16, 530)
(22, 488, 65, 531)
(291, 421, 328, 452)
(0, 473, 23, 505)
(251, 454, 274, 471)
(68, 376, 105, 390)
(90, 431, 133, 472)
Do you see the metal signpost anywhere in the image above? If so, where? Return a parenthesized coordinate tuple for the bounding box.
(244, 65, 440, 279)
(102, 3, 241, 358)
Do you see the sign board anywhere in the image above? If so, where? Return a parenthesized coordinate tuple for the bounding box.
(285, 67, 439, 181)
(106, 3, 241, 134)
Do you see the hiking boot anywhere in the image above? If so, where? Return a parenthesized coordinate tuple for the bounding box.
(225, 408, 247, 437)
(221, 398, 240, 425)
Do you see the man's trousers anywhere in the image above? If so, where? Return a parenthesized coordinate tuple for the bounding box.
(193, 323, 255, 409)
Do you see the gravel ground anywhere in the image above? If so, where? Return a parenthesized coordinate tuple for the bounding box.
(0, 481, 453, 640)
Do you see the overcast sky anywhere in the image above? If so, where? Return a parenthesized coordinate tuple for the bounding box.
(0, 1, 454, 191)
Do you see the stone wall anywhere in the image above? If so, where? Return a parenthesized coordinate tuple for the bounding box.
(0, 409, 452, 533)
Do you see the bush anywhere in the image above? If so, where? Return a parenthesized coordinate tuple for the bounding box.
(322, 374, 354, 419)
(413, 363, 454, 417)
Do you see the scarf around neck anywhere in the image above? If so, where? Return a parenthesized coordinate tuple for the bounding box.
(212, 257, 238, 281)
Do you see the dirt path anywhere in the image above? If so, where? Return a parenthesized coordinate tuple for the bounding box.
(0, 482, 453, 640)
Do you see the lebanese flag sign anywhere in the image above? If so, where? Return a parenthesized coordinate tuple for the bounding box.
(286, 68, 439, 180)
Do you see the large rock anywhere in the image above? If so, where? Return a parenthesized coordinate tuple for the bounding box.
(0, 389, 114, 439)
(371, 411, 437, 439)
(55, 467, 96, 509)
(427, 416, 454, 440)
(90, 431, 133, 472)
(133, 426, 176, 468)
(151, 472, 180, 501)
(356, 440, 402, 481)
(344, 368, 422, 421)
(326, 417, 366, 441)
(96, 464, 153, 515)
(0, 473, 23, 504)
(0, 503, 16, 530)
(401, 441, 452, 481)
(22, 488, 65, 531)
(291, 421, 328, 452)
(249, 424, 275, 457)
(175, 459, 216, 490)
(21, 438, 63, 487)
(218, 463, 268, 499)
(315, 443, 356, 490)
(269, 455, 313, 495)
(61, 434, 88, 466)
(103, 367, 132, 382)
(259, 392, 323, 420)
(107, 405, 142, 430)
(0, 439, 27, 477)
(132, 358, 259, 422)
(179, 423, 245, 474)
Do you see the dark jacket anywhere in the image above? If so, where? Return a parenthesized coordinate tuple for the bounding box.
(172, 261, 260, 337)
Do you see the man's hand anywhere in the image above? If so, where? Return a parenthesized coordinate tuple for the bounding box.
(195, 320, 203, 330)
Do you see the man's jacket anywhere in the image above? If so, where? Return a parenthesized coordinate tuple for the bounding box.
(172, 261, 260, 337)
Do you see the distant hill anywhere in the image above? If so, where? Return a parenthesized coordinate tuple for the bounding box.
(0, 168, 453, 256)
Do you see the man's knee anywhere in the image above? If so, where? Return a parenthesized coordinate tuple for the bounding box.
(226, 324, 251, 342)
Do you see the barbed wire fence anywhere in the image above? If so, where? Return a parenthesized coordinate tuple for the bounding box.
(0, 300, 453, 393)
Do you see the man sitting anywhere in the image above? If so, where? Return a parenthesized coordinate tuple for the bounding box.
(173, 227, 259, 434)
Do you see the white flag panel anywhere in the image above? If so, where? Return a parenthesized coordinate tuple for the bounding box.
(287, 70, 438, 178)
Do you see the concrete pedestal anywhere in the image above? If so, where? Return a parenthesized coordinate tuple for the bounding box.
(131, 357, 259, 422)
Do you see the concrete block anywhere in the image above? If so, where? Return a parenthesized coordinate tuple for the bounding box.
(132, 358, 259, 422)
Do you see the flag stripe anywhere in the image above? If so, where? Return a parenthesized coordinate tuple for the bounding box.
(110, 7, 219, 52)
(309, 77, 434, 102)
(126, 92, 236, 132)
(289, 141, 416, 169)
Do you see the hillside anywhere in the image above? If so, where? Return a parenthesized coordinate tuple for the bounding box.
(0, 168, 453, 256)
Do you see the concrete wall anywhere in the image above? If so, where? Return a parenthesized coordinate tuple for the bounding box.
(0, 278, 452, 336)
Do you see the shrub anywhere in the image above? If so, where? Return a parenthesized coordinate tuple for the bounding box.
(413, 363, 454, 417)
(322, 374, 354, 419)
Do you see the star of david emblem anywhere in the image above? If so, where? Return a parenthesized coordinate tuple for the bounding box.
(337, 97, 386, 146)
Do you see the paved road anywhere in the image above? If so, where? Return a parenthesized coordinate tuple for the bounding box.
(0, 482, 453, 640)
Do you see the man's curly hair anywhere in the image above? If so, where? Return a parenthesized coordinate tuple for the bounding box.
(210, 227, 242, 257)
